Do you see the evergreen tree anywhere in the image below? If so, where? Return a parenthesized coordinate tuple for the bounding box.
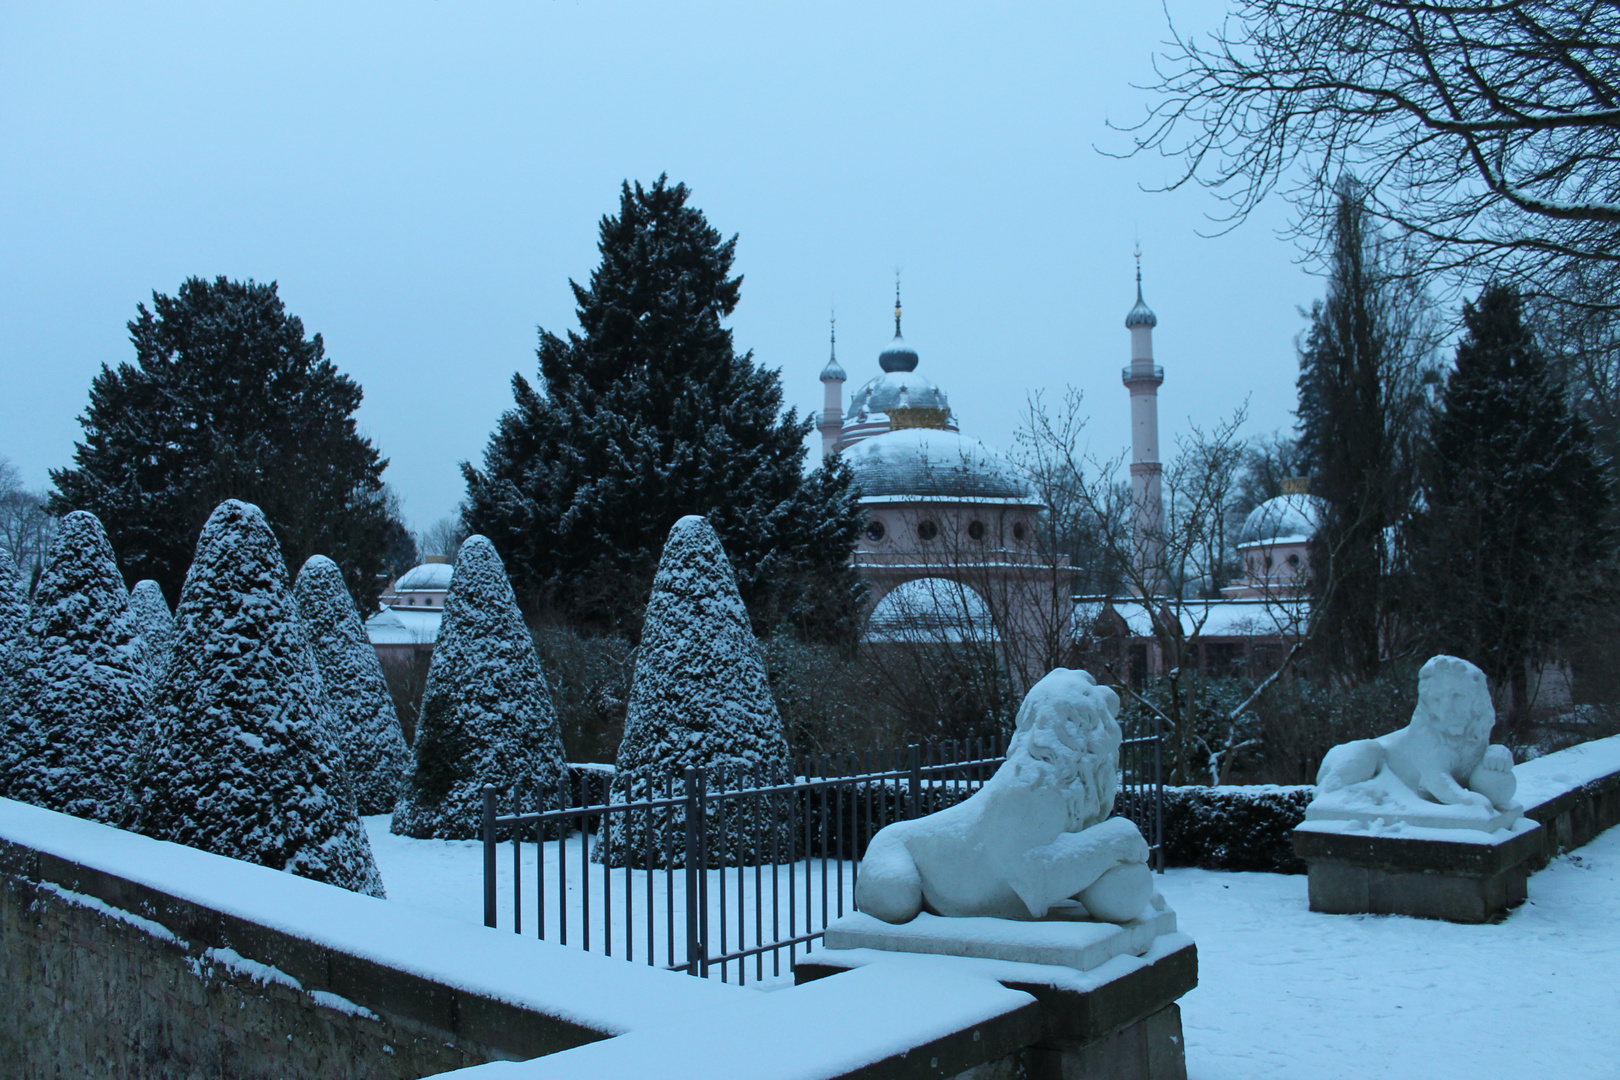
(133, 500, 384, 897)
(2, 513, 150, 821)
(128, 579, 176, 684)
(391, 535, 568, 839)
(601, 516, 791, 867)
(294, 555, 410, 815)
(1411, 285, 1614, 722)
(463, 177, 863, 642)
(1297, 181, 1430, 680)
(50, 276, 400, 612)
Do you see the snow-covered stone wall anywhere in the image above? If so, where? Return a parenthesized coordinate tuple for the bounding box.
(0, 797, 737, 1079)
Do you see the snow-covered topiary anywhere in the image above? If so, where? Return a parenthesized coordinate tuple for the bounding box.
(132, 500, 384, 897)
(3, 512, 149, 822)
(294, 554, 409, 815)
(601, 516, 791, 867)
(127, 579, 176, 684)
(0, 546, 38, 803)
(391, 535, 568, 839)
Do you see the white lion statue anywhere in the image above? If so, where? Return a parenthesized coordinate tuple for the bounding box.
(1315, 654, 1517, 813)
(855, 668, 1155, 926)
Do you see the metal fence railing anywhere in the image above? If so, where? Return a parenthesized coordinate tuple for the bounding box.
(482, 729, 1160, 984)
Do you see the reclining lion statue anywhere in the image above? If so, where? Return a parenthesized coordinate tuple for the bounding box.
(855, 668, 1154, 925)
(1315, 654, 1516, 812)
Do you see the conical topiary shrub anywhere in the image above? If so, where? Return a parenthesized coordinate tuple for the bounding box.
(601, 515, 791, 867)
(294, 555, 409, 815)
(391, 535, 568, 839)
(4, 512, 149, 821)
(133, 500, 384, 897)
(0, 546, 38, 802)
(128, 579, 177, 685)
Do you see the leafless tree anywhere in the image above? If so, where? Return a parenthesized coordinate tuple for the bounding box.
(417, 515, 470, 562)
(1117, 1, 1620, 307)
(0, 458, 56, 590)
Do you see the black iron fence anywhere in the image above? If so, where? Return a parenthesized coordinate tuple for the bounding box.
(481, 730, 1160, 984)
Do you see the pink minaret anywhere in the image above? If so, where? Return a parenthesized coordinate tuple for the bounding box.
(1122, 255, 1164, 589)
(818, 313, 846, 459)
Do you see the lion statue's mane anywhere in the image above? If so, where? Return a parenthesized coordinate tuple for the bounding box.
(855, 668, 1154, 925)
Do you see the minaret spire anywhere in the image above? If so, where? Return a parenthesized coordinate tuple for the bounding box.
(818, 305, 847, 460)
(1122, 252, 1165, 593)
(894, 273, 903, 337)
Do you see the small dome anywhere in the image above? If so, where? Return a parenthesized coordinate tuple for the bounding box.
(845, 428, 1036, 503)
(867, 578, 995, 643)
(1125, 270, 1158, 328)
(820, 356, 847, 382)
(878, 334, 920, 373)
(393, 562, 455, 591)
(1238, 494, 1321, 546)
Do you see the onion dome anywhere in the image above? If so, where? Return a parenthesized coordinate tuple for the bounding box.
(880, 284, 920, 372)
(1125, 266, 1157, 329)
(820, 318, 847, 382)
(1237, 494, 1321, 545)
(844, 428, 1039, 504)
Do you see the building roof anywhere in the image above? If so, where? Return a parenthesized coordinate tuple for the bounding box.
(847, 368, 950, 418)
(393, 562, 454, 592)
(845, 428, 1039, 505)
(365, 606, 443, 645)
(1085, 597, 1311, 640)
(1237, 494, 1322, 546)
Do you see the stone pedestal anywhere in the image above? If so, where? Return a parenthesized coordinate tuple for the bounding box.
(1292, 818, 1542, 923)
(800, 908, 1195, 1080)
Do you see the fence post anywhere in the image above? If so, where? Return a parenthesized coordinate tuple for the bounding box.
(482, 784, 498, 928)
(683, 766, 702, 976)
(907, 744, 922, 819)
(1152, 709, 1165, 874)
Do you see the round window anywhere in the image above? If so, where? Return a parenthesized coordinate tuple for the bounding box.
(1012, 521, 1027, 542)
(968, 520, 986, 541)
(1287, 553, 1300, 568)
(408, 597, 416, 605)
(918, 520, 939, 541)
(866, 519, 886, 542)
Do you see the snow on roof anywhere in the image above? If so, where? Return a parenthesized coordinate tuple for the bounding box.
(1237, 495, 1321, 547)
(867, 578, 997, 643)
(394, 562, 455, 592)
(845, 428, 1038, 505)
(1092, 598, 1310, 639)
(365, 606, 443, 645)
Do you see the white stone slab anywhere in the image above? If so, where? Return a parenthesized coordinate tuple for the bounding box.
(822, 894, 1176, 972)
(1306, 771, 1523, 833)
(1295, 815, 1539, 847)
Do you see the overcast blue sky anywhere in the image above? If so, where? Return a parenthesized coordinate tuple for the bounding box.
(0, 1, 1316, 534)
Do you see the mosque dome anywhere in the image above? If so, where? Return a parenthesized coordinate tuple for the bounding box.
(878, 334, 920, 373)
(847, 368, 951, 418)
(820, 355, 847, 382)
(393, 561, 455, 592)
(1237, 494, 1321, 546)
(844, 428, 1037, 503)
(867, 578, 996, 643)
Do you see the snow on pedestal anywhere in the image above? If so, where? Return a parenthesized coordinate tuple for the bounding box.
(294, 555, 409, 815)
(1306, 654, 1522, 833)
(600, 515, 790, 867)
(2, 512, 149, 823)
(131, 500, 384, 897)
(127, 579, 176, 685)
(390, 535, 567, 840)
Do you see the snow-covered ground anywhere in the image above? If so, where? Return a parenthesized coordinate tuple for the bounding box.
(367, 817, 1620, 1079)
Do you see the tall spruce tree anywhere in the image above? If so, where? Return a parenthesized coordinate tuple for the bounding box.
(133, 500, 384, 897)
(600, 516, 791, 867)
(50, 276, 399, 612)
(1297, 181, 1430, 680)
(5, 513, 150, 822)
(294, 555, 410, 815)
(391, 535, 568, 839)
(128, 579, 176, 685)
(463, 176, 863, 642)
(1411, 285, 1613, 722)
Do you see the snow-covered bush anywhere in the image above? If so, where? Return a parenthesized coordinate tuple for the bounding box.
(0, 547, 30, 786)
(132, 500, 384, 897)
(2, 512, 149, 822)
(127, 579, 176, 683)
(600, 516, 791, 867)
(391, 535, 568, 839)
(1161, 784, 1313, 873)
(294, 555, 409, 815)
